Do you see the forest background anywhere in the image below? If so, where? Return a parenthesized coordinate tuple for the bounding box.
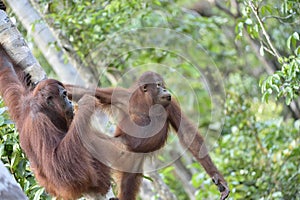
(0, 0, 299, 199)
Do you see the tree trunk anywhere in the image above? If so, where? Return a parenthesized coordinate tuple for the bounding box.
(142, 160, 177, 200)
(0, 161, 27, 200)
(0, 2, 112, 199)
(4, 0, 86, 85)
(28, 0, 98, 85)
(0, 9, 46, 83)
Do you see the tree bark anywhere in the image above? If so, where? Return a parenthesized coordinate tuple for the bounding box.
(0, 161, 27, 200)
(142, 160, 177, 200)
(170, 150, 197, 200)
(28, 0, 98, 85)
(147, 171, 177, 200)
(4, 0, 86, 85)
(0, 2, 112, 199)
(0, 9, 46, 83)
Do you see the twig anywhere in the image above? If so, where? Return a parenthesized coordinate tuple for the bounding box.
(244, 32, 275, 74)
(263, 46, 276, 57)
(262, 13, 296, 23)
(234, 0, 242, 18)
(254, 130, 268, 155)
(248, 1, 281, 60)
(214, 0, 237, 18)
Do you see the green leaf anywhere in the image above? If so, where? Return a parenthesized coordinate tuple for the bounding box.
(142, 175, 154, 182)
(273, 74, 281, 81)
(294, 46, 300, 56)
(153, 0, 161, 6)
(287, 35, 292, 49)
(245, 18, 253, 25)
(278, 57, 284, 64)
(272, 84, 280, 93)
(0, 116, 5, 126)
(292, 32, 299, 40)
(262, 92, 270, 103)
(33, 188, 45, 200)
(267, 88, 273, 94)
(259, 77, 265, 87)
(286, 33, 299, 50)
(292, 36, 297, 49)
(267, 76, 274, 87)
(261, 5, 272, 15)
(285, 97, 292, 105)
(0, 107, 7, 115)
(161, 166, 175, 174)
(260, 44, 264, 56)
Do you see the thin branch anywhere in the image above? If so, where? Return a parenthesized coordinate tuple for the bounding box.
(213, 0, 241, 18)
(170, 150, 196, 200)
(262, 13, 296, 23)
(214, 0, 236, 18)
(244, 32, 275, 74)
(248, 1, 281, 60)
(263, 46, 276, 57)
(254, 130, 268, 155)
(234, 0, 242, 18)
(144, 160, 177, 200)
(288, 101, 300, 119)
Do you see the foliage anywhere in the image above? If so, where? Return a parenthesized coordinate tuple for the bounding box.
(160, 166, 189, 200)
(0, 99, 50, 200)
(260, 54, 300, 105)
(239, 0, 300, 104)
(2, 0, 300, 199)
(34, 1, 300, 104)
(189, 74, 300, 200)
(221, 74, 300, 199)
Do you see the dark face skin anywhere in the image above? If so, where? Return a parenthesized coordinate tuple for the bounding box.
(46, 85, 74, 120)
(142, 81, 171, 107)
(59, 86, 74, 120)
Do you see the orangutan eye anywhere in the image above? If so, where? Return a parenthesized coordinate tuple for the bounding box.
(47, 96, 53, 105)
(62, 91, 67, 98)
(143, 85, 147, 92)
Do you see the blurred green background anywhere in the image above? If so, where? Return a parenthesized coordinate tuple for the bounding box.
(1, 0, 299, 199)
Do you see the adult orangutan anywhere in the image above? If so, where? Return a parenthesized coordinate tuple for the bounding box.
(0, 47, 119, 200)
(65, 71, 230, 200)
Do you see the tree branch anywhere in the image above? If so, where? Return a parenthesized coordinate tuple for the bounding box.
(143, 160, 177, 200)
(29, 0, 99, 85)
(213, 0, 240, 18)
(0, 161, 27, 199)
(248, 1, 281, 60)
(5, 0, 87, 85)
(0, 2, 112, 199)
(170, 150, 197, 200)
(244, 32, 275, 74)
(0, 9, 47, 84)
